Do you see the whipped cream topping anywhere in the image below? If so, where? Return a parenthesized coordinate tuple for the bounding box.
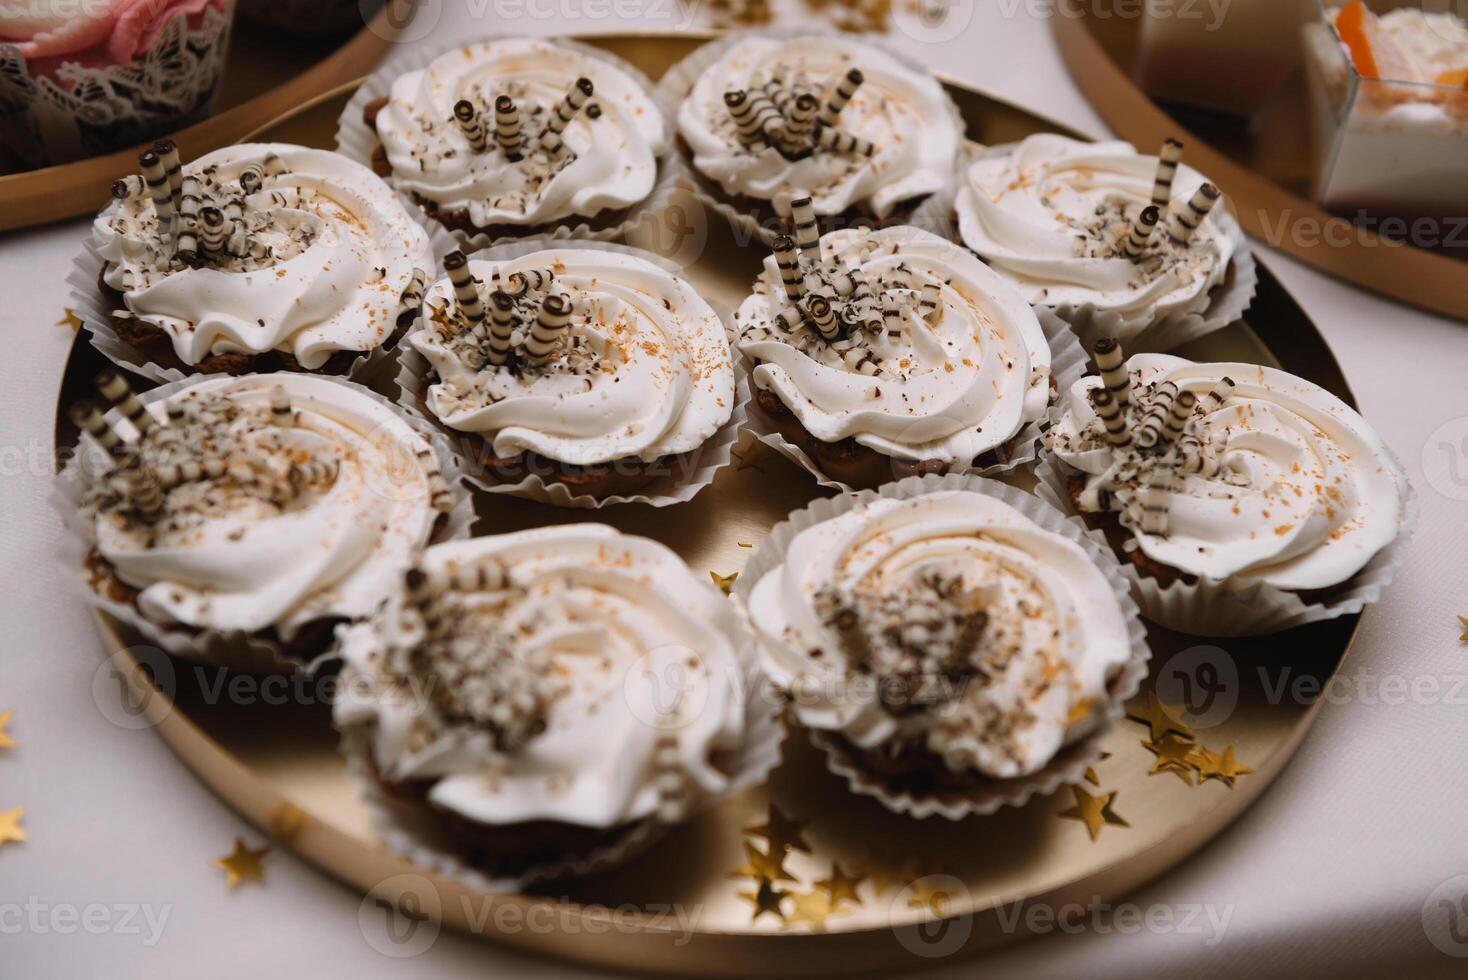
(735, 225, 1051, 463)
(1048, 353, 1407, 591)
(95, 143, 433, 370)
(747, 491, 1132, 779)
(334, 526, 752, 828)
(374, 37, 667, 229)
(956, 134, 1236, 323)
(83, 375, 452, 638)
(411, 247, 735, 466)
(676, 35, 960, 218)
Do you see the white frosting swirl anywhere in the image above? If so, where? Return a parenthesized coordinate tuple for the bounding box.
(676, 35, 960, 218)
(411, 248, 735, 466)
(955, 134, 1236, 323)
(88, 375, 447, 638)
(736, 225, 1051, 463)
(375, 37, 667, 229)
(334, 527, 752, 828)
(94, 143, 433, 370)
(1049, 354, 1407, 591)
(748, 491, 1132, 778)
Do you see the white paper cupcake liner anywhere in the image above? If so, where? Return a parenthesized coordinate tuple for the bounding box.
(334, 34, 676, 254)
(337, 598, 786, 892)
(732, 472, 1151, 820)
(739, 306, 1089, 493)
(909, 142, 1260, 353)
(652, 27, 967, 248)
(53, 373, 477, 673)
(68, 235, 406, 387)
(394, 237, 749, 509)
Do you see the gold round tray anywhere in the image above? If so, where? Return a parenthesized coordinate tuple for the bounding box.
(1051, 0, 1468, 323)
(59, 31, 1362, 975)
(0, 8, 398, 232)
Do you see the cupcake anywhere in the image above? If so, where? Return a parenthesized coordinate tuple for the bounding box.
(1040, 338, 1412, 634)
(949, 133, 1254, 349)
(334, 526, 780, 883)
(668, 32, 962, 241)
(734, 221, 1070, 491)
(400, 241, 740, 506)
(347, 36, 669, 246)
(79, 142, 434, 380)
(0, 0, 235, 172)
(740, 476, 1144, 818)
(61, 371, 467, 668)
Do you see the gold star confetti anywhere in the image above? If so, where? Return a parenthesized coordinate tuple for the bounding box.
(732, 445, 764, 472)
(269, 803, 308, 840)
(1058, 787, 1131, 841)
(727, 839, 798, 883)
(815, 862, 865, 908)
(0, 807, 25, 847)
(1083, 750, 1112, 786)
(1142, 735, 1198, 785)
(906, 877, 955, 916)
(738, 541, 753, 548)
(786, 888, 834, 930)
(745, 803, 812, 854)
(1126, 691, 1195, 742)
(1193, 746, 1254, 789)
(710, 571, 738, 594)
(55, 308, 82, 331)
(738, 877, 787, 922)
(1458, 615, 1468, 642)
(0, 710, 14, 750)
(214, 838, 269, 888)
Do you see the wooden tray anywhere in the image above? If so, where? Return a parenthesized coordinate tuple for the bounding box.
(1051, 0, 1468, 323)
(0, 7, 399, 232)
(58, 30, 1364, 975)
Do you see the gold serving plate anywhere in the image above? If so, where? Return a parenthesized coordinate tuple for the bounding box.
(59, 31, 1361, 975)
(1050, 0, 1468, 323)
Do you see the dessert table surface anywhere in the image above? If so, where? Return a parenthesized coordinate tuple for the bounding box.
(4, 6, 1467, 978)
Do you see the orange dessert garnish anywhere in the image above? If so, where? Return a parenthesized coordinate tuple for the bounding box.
(1434, 68, 1468, 88)
(1335, 0, 1423, 84)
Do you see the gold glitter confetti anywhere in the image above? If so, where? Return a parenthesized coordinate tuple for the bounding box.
(745, 803, 812, 855)
(728, 839, 798, 883)
(55, 309, 82, 331)
(710, 571, 738, 594)
(0, 710, 14, 750)
(0, 807, 25, 847)
(1058, 787, 1131, 841)
(214, 838, 270, 888)
(1126, 691, 1195, 742)
(738, 878, 788, 922)
(815, 862, 865, 909)
(1459, 615, 1468, 642)
(1193, 746, 1254, 789)
(1142, 735, 1198, 785)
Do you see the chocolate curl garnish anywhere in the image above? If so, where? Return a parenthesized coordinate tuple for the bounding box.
(416, 444, 456, 513)
(198, 206, 228, 257)
(153, 140, 182, 212)
(818, 67, 863, 127)
(772, 234, 804, 301)
(816, 126, 875, 158)
(288, 459, 338, 490)
(111, 175, 145, 200)
(1138, 459, 1175, 535)
(760, 76, 793, 113)
(1162, 389, 1197, 445)
(493, 95, 523, 161)
(1202, 376, 1236, 410)
(443, 251, 484, 325)
(1152, 138, 1183, 210)
(849, 270, 882, 332)
(261, 152, 286, 177)
(155, 457, 226, 489)
(505, 268, 554, 297)
(777, 92, 818, 157)
(95, 369, 153, 436)
(238, 162, 266, 196)
(1135, 381, 1178, 450)
(453, 99, 490, 153)
(585, 100, 603, 119)
(1092, 338, 1130, 407)
(918, 279, 941, 325)
(772, 304, 804, 332)
(790, 195, 819, 256)
(1168, 182, 1220, 243)
(1088, 387, 1131, 449)
(802, 293, 840, 341)
(138, 149, 175, 248)
(175, 176, 203, 267)
(653, 732, 687, 825)
(398, 268, 427, 319)
(841, 346, 880, 376)
(1123, 205, 1160, 261)
(70, 401, 129, 463)
(538, 77, 594, 157)
(486, 290, 516, 367)
(269, 385, 293, 426)
(524, 292, 571, 364)
(127, 465, 166, 524)
(723, 91, 768, 150)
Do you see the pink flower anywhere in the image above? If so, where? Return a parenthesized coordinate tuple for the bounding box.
(0, 0, 219, 64)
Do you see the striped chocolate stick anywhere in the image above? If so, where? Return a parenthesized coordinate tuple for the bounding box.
(95, 369, 153, 436)
(443, 251, 484, 325)
(486, 290, 516, 367)
(818, 67, 863, 127)
(773, 235, 804, 300)
(1123, 205, 1160, 261)
(1152, 138, 1183, 210)
(1167, 182, 1221, 243)
(453, 99, 490, 153)
(524, 292, 572, 364)
(1091, 338, 1130, 407)
(1088, 387, 1131, 449)
(790, 196, 819, 256)
(493, 95, 523, 161)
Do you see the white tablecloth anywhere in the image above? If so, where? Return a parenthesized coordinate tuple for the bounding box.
(5, 5, 1467, 978)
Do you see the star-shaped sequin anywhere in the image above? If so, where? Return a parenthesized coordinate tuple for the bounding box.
(0, 710, 14, 750)
(728, 839, 798, 883)
(1142, 735, 1197, 785)
(1458, 615, 1468, 643)
(55, 308, 82, 331)
(1126, 691, 1195, 742)
(745, 803, 812, 854)
(214, 838, 270, 888)
(1193, 746, 1253, 789)
(815, 862, 865, 909)
(738, 878, 788, 922)
(0, 807, 25, 847)
(1058, 787, 1131, 841)
(710, 571, 738, 594)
